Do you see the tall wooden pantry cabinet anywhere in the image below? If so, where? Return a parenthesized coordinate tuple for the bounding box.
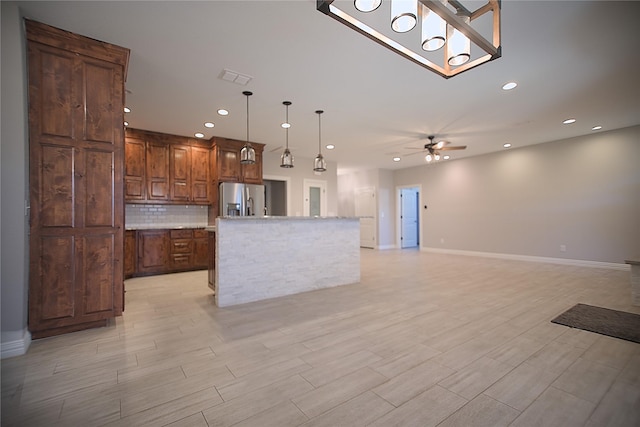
(26, 20, 130, 338)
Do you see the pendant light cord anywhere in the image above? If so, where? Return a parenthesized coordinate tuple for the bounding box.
(316, 110, 324, 154)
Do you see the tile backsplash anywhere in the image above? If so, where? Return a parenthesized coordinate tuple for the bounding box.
(125, 204, 208, 228)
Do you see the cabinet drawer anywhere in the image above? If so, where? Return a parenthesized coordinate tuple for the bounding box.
(170, 229, 193, 239)
(171, 239, 192, 253)
(193, 229, 208, 239)
(171, 253, 191, 268)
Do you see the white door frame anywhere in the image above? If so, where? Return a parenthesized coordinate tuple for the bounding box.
(396, 184, 423, 249)
(303, 178, 327, 217)
(263, 174, 292, 216)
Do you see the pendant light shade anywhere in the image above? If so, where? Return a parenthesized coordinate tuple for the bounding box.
(391, 0, 418, 33)
(280, 101, 294, 168)
(421, 3, 446, 51)
(313, 110, 327, 172)
(354, 0, 381, 13)
(447, 12, 471, 66)
(240, 91, 256, 165)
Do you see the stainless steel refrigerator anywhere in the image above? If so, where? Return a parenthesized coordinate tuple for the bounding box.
(219, 182, 266, 217)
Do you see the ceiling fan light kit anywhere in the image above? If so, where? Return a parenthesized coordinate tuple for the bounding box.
(407, 135, 467, 163)
(317, 0, 501, 78)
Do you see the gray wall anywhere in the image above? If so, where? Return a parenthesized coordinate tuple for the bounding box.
(1, 2, 30, 349)
(394, 125, 640, 264)
(263, 151, 338, 217)
(337, 169, 395, 249)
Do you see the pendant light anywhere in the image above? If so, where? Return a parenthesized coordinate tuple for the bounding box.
(447, 12, 471, 66)
(280, 101, 294, 168)
(240, 91, 256, 165)
(421, 3, 446, 51)
(313, 110, 327, 172)
(354, 0, 382, 13)
(391, 0, 418, 33)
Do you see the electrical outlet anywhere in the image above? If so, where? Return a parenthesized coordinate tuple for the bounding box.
(560, 244, 567, 252)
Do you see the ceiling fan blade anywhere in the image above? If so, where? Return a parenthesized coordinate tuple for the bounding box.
(439, 145, 467, 151)
(404, 147, 425, 150)
(404, 151, 427, 157)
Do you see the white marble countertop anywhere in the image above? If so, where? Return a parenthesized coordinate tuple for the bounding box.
(125, 225, 208, 230)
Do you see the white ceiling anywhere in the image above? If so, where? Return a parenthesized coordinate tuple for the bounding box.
(16, 0, 640, 173)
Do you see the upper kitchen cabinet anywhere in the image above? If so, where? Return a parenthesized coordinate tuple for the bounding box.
(26, 20, 129, 338)
(211, 137, 264, 184)
(124, 136, 146, 200)
(125, 128, 211, 204)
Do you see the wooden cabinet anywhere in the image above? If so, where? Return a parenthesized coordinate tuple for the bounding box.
(242, 150, 263, 184)
(137, 230, 170, 275)
(128, 228, 207, 277)
(193, 229, 209, 269)
(125, 129, 210, 204)
(26, 20, 129, 338)
(170, 229, 193, 268)
(208, 231, 216, 293)
(213, 138, 264, 184)
(146, 141, 170, 202)
(125, 138, 146, 201)
(124, 230, 137, 278)
(191, 146, 210, 204)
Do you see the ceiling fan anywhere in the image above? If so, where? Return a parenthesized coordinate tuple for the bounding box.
(405, 135, 467, 162)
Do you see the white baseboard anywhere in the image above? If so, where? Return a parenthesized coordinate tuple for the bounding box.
(1, 329, 31, 359)
(421, 247, 630, 271)
(377, 244, 396, 250)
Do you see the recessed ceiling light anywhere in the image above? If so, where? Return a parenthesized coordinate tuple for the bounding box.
(503, 143, 511, 148)
(502, 81, 517, 90)
(281, 122, 291, 129)
(217, 109, 229, 116)
(563, 118, 576, 124)
(123, 121, 129, 126)
(326, 144, 335, 150)
(194, 132, 205, 138)
(204, 122, 215, 128)
(443, 155, 450, 160)
(393, 157, 401, 162)
(124, 107, 131, 113)
(592, 125, 602, 131)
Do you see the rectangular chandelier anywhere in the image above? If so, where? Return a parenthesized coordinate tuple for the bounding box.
(317, 0, 501, 79)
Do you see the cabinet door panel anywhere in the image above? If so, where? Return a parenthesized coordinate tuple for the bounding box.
(83, 62, 117, 143)
(40, 145, 75, 228)
(146, 142, 169, 201)
(242, 151, 263, 184)
(39, 49, 74, 138)
(125, 139, 146, 200)
(170, 145, 190, 201)
(138, 230, 169, 272)
(191, 146, 210, 203)
(124, 230, 136, 278)
(39, 236, 76, 321)
(85, 149, 114, 227)
(218, 146, 241, 182)
(83, 234, 114, 314)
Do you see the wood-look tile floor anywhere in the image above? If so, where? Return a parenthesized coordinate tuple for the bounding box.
(3, 250, 640, 426)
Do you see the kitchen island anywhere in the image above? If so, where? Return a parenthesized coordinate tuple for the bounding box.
(207, 217, 360, 307)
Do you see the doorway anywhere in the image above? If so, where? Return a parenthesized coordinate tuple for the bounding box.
(263, 175, 291, 216)
(304, 179, 327, 217)
(398, 186, 420, 249)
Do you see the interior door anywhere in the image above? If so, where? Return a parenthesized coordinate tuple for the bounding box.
(401, 188, 419, 248)
(304, 179, 327, 217)
(355, 187, 376, 248)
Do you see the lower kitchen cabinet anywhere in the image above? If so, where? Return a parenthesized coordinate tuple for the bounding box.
(137, 229, 170, 275)
(128, 228, 208, 278)
(124, 230, 137, 278)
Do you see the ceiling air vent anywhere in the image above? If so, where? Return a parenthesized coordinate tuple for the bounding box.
(219, 68, 253, 85)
